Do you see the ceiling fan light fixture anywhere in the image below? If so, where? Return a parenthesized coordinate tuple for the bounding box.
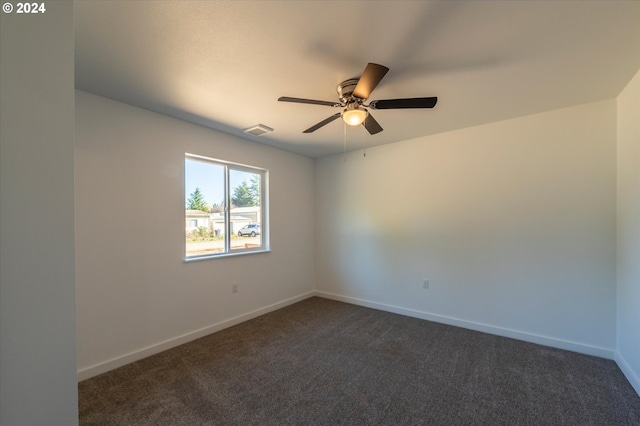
(342, 105, 368, 126)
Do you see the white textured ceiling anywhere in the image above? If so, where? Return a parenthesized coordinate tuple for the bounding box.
(75, 1, 640, 158)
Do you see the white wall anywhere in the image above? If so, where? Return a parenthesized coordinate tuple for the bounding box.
(0, 2, 78, 424)
(616, 68, 640, 394)
(316, 100, 617, 357)
(75, 91, 315, 379)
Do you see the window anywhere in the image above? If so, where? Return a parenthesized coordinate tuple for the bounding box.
(185, 154, 268, 259)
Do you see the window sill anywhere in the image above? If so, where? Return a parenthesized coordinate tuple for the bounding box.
(184, 248, 271, 262)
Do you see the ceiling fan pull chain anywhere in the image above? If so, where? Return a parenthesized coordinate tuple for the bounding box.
(343, 121, 347, 162)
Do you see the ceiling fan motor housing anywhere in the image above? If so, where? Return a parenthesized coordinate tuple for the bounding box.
(337, 78, 362, 103)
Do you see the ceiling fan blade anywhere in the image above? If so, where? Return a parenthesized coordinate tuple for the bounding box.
(369, 97, 438, 109)
(353, 63, 389, 100)
(278, 97, 340, 107)
(362, 113, 383, 135)
(303, 113, 342, 133)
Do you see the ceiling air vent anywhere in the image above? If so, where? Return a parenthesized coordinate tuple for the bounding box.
(243, 124, 273, 137)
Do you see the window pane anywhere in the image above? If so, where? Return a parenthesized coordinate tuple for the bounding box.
(185, 154, 267, 260)
(230, 169, 262, 251)
(185, 159, 225, 257)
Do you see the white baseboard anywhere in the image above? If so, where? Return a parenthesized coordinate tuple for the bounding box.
(615, 352, 640, 397)
(79, 290, 624, 384)
(77, 291, 316, 381)
(315, 291, 616, 360)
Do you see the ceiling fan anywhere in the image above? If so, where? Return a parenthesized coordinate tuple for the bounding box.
(278, 63, 437, 135)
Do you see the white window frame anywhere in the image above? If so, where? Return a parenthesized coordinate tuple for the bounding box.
(185, 153, 269, 261)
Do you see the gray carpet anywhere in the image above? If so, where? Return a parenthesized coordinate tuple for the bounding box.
(79, 297, 640, 425)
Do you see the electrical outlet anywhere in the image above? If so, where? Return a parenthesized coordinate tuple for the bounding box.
(423, 279, 429, 289)
(232, 283, 238, 293)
